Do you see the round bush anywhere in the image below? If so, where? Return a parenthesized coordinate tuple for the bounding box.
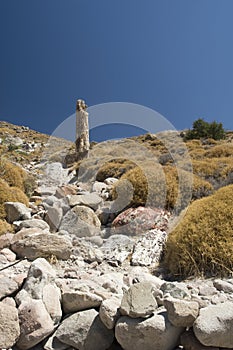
(164, 184, 233, 278)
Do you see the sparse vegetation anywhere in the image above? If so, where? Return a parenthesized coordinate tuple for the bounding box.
(164, 184, 233, 278)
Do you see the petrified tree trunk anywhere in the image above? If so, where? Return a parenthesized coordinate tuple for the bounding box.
(75, 99, 90, 160)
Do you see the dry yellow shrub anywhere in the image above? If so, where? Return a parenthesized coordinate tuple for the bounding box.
(164, 184, 233, 278)
(0, 219, 13, 235)
(96, 158, 136, 182)
(204, 144, 233, 158)
(0, 156, 26, 190)
(0, 179, 29, 220)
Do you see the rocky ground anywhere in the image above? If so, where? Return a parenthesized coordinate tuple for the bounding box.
(1, 122, 233, 349)
(0, 158, 233, 350)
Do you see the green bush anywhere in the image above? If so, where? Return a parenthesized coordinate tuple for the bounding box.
(96, 158, 136, 182)
(185, 118, 226, 141)
(164, 184, 233, 278)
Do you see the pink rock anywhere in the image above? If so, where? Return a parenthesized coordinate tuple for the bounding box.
(112, 207, 170, 235)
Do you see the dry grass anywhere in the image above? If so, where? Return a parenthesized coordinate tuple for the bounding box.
(164, 184, 233, 278)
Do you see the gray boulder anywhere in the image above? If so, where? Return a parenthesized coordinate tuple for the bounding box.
(0, 275, 19, 299)
(55, 309, 114, 350)
(115, 312, 184, 350)
(193, 301, 233, 348)
(213, 279, 233, 294)
(4, 202, 31, 223)
(14, 218, 50, 231)
(67, 193, 102, 210)
(59, 205, 101, 238)
(16, 258, 62, 325)
(16, 299, 54, 350)
(11, 232, 72, 260)
(45, 206, 63, 232)
(164, 296, 199, 327)
(0, 301, 20, 349)
(62, 289, 103, 314)
(99, 296, 121, 329)
(120, 281, 158, 318)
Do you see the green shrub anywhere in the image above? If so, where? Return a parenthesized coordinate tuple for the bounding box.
(164, 184, 233, 278)
(185, 118, 226, 141)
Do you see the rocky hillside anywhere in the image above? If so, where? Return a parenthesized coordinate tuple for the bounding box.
(0, 121, 233, 349)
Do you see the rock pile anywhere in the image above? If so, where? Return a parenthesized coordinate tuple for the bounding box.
(0, 162, 233, 349)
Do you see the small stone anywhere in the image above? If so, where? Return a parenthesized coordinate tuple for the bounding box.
(120, 281, 158, 318)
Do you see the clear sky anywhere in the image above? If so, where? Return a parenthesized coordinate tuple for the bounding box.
(1, 0, 233, 138)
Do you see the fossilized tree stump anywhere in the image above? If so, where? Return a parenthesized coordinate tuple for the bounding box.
(75, 99, 90, 160)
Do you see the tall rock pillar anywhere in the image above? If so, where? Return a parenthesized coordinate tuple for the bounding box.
(75, 99, 90, 160)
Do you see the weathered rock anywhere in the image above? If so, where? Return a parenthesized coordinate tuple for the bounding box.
(112, 207, 170, 235)
(44, 330, 70, 350)
(45, 206, 63, 232)
(161, 282, 191, 299)
(0, 275, 19, 299)
(180, 329, 219, 350)
(101, 235, 134, 264)
(120, 282, 158, 318)
(0, 301, 20, 349)
(16, 299, 54, 350)
(131, 229, 167, 266)
(14, 219, 50, 232)
(193, 301, 233, 348)
(39, 162, 72, 188)
(213, 279, 233, 294)
(198, 284, 217, 296)
(55, 184, 78, 198)
(115, 312, 184, 350)
(0, 232, 14, 249)
(4, 202, 31, 223)
(11, 232, 72, 260)
(59, 205, 101, 237)
(62, 290, 103, 314)
(55, 309, 114, 350)
(67, 193, 102, 210)
(16, 258, 62, 324)
(0, 247, 16, 261)
(164, 296, 199, 327)
(99, 296, 121, 329)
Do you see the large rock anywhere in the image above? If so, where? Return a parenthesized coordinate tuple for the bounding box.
(45, 206, 63, 232)
(0, 275, 19, 299)
(62, 289, 103, 314)
(115, 312, 184, 350)
(0, 301, 20, 349)
(39, 162, 72, 188)
(16, 299, 54, 350)
(120, 282, 158, 318)
(68, 193, 102, 210)
(99, 297, 121, 329)
(101, 235, 135, 264)
(193, 301, 233, 348)
(131, 229, 167, 266)
(11, 232, 72, 260)
(112, 207, 170, 235)
(164, 296, 199, 327)
(213, 279, 233, 293)
(15, 218, 50, 231)
(59, 205, 101, 237)
(180, 329, 219, 350)
(16, 258, 62, 324)
(55, 309, 114, 350)
(4, 202, 31, 223)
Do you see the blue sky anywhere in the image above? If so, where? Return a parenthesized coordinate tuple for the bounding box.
(1, 0, 233, 139)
